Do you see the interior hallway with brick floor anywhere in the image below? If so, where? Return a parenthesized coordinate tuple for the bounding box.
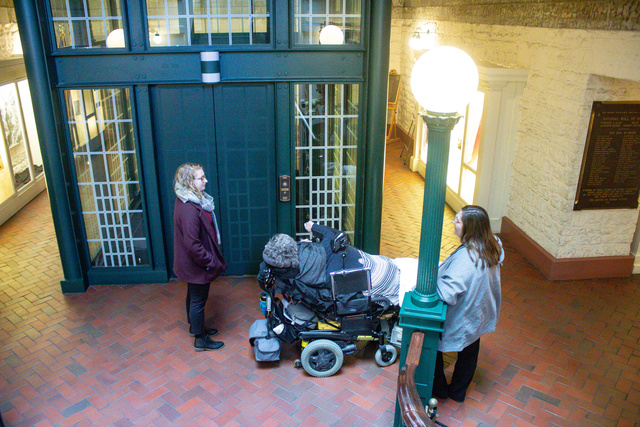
(1, 140, 639, 426)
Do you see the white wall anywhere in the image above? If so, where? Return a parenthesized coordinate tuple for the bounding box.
(391, 15, 640, 259)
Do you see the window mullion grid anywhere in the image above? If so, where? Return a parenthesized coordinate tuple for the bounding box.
(207, 0, 213, 44)
(227, 0, 233, 44)
(63, 1, 76, 48)
(80, 0, 93, 48)
(111, 88, 133, 266)
(185, 0, 192, 45)
(100, 0, 108, 47)
(99, 102, 115, 265)
(80, 97, 106, 267)
(163, 0, 171, 45)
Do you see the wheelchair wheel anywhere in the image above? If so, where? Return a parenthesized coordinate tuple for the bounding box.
(300, 339, 344, 377)
(375, 345, 398, 367)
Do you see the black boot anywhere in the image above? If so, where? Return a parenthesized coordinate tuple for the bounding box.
(194, 336, 224, 351)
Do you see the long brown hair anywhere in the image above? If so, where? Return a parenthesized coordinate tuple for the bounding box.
(458, 205, 502, 268)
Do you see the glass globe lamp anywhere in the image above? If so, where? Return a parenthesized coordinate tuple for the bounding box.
(410, 46, 479, 114)
(319, 25, 344, 45)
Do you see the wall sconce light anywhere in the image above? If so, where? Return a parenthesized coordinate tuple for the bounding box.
(319, 24, 344, 45)
(201, 51, 221, 83)
(409, 27, 436, 51)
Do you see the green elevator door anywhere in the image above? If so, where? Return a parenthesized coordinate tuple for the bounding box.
(152, 84, 277, 276)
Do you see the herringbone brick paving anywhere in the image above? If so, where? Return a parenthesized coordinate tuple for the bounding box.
(0, 140, 639, 425)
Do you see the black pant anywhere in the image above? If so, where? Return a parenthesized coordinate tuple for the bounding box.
(186, 282, 211, 338)
(433, 338, 480, 402)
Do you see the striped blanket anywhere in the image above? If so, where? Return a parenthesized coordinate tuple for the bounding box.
(357, 250, 400, 305)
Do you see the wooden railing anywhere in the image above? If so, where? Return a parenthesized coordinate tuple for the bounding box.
(397, 331, 437, 427)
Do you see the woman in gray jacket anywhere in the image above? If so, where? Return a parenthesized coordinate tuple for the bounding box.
(433, 205, 504, 402)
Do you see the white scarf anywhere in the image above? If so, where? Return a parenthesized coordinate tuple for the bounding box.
(175, 184, 222, 244)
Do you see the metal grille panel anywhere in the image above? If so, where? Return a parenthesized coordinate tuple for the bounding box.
(65, 88, 149, 267)
(294, 83, 359, 239)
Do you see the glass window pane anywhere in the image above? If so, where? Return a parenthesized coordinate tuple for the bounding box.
(0, 83, 30, 190)
(89, 21, 107, 47)
(167, 0, 186, 15)
(64, 88, 149, 267)
(147, 0, 165, 15)
(211, 0, 229, 14)
(50, 0, 124, 49)
(191, 0, 207, 14)
(329, 0, 343, 14)
(463, 92, 484, 171)
(294, 0, 361, 45)
(312, 1, 326, 14)
(17, 81, 43, 175)
(344, 17, 360, 44)
(460, 167, 476, 205)
(294, 83, 359, 240)
(446, 117, 464, 193)
(51, 0, 69, 18)
(346, 0, 361, 14)
(147, 0, 270, 46)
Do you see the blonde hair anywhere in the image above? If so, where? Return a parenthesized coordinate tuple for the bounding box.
(174, 163, 203, 198)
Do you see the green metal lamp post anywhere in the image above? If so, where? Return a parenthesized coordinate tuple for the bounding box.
(394, 47, 479, 425)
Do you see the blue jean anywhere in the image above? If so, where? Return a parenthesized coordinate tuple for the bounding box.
(186, 282, 211, 338)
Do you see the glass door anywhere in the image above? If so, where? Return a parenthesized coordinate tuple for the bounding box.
(64, 87, 150, 268)
(0, 80, 44, 207)
(445, 91, 484, 209)
(293, 83, 360, 240)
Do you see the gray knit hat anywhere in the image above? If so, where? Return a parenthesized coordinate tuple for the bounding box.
(262, 234, 299, 269)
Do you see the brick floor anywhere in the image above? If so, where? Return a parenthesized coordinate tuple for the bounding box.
(0, 140, 639, 426)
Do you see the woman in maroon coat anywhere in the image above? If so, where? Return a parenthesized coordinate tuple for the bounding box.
(173, 163, 227, 351)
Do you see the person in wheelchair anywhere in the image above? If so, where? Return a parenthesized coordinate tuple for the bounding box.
(257, 221, 401, 309)
(253, 221, 405, 377)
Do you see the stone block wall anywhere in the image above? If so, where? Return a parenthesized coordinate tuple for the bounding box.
(0, 4, 18, 60)
(391, 5, 640, 259)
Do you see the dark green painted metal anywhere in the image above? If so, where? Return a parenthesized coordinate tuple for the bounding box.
(201, 60, 220, 74)
(273, 0, 289, 49)
(275, 82, 294, 233)
(393, 112, 460, 426)
(53, 51, 365, 86)
(124, 0, 147, 53)
(150, 84, 220, 278)
(393, 299, 447, 427)
(19, 0, 389, 290)
(87, 267, 169, 286)
(415, 112, 462, 296)
(360, 0, 392, 254)
(213, 84, 278, 275)
(150, 84, 278, 276)
(14, 0, 86, 293)
(132, 85, 168, 279)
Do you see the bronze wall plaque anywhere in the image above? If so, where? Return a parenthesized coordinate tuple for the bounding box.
(574, 101, 640, 210)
